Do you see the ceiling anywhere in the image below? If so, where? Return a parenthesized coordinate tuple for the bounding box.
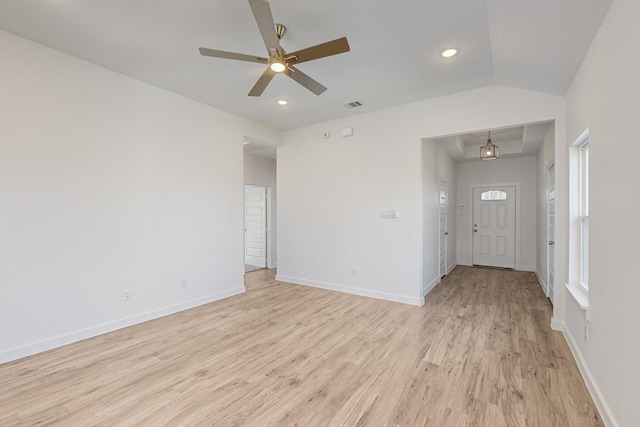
(0, 0, 611, 131)
(433, 122, 553, 162)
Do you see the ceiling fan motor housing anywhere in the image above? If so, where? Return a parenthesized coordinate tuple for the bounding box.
(275, 23, 286, 40)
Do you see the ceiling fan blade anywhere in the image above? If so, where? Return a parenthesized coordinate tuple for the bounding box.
(199, 48, 268, 64)
(248, 67, 276, 96)
(248, 0, 281, 55)
(287, 37, 350, 65)
(285, 66, 327, 95)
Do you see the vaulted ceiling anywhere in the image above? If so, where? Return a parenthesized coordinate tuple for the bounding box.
(0, 0, 611, 131)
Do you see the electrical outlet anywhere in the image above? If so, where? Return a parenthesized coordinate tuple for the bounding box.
(584, 324, 589, 341)
(181, 279, 188, 289)
(350, 267, 357, 276)
(123, 289, 132, 301)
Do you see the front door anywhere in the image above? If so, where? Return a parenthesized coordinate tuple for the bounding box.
(472, 186, 516, 269)
(244, 185, 267, 268)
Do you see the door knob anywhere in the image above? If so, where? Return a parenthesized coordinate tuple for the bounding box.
(474, 229, 477, 233)
(444, 232, 449, 235)
(548, 240, 554, 245)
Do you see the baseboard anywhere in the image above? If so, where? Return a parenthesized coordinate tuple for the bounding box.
(535, 269, 548, 297)
(423, 276, 440, 298)
(267, 262, 277, 269)
(275, 275, 423, 306)
(554, 321, 618, 427)
(518, 264, 536, 272)
(550, 316, 563, 331)
(447, 263, 458, 274)
(0, 286, 246, 365)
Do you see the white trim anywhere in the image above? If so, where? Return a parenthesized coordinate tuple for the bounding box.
(0, 287, 246, 365)
(469, 183, 521, 269)
(565, 281, 589, 310)
(423, 276, 440, 298)
(573, 128, 590, 148)
(554, 320, 619, 427)
(266, 186, 273, 269)
(568, 129, 590, 308)
(535, 269, 548, 297)
(275, 275, 424, 306)
(439, 179, 449, 279)
(546, 162, 555, 305)
(447, 262, 458, 275)
(550, 317, 563, 331)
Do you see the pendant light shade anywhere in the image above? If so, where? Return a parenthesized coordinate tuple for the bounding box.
(480, 131, 499, 160)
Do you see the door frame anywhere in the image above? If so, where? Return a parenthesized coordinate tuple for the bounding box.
(244, 184, 271, 269)
(546, 163, 555, 302)
(439, 179, 448, 278)
(469, 182, 521, 269)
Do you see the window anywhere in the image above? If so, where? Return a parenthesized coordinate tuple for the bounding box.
(480, 190, 507, 201)
(567, 128, 589, 309)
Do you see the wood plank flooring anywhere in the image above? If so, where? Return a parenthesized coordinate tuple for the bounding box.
(0, 266, 603, 426)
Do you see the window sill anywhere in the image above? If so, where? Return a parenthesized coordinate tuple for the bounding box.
(565, 282, 589, 310)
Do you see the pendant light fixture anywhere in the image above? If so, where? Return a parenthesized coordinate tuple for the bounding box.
(480, 130, 499, 160)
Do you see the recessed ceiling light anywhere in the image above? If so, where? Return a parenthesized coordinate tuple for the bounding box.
(277, 99, 288, 106)
(441, 48, 458, 58)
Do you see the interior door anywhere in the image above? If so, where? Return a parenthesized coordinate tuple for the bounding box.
(244, 185, 267, 268)
(472, 186, 516, 269)
(547, 165, 555, 303)
(439, 180, 448, 278)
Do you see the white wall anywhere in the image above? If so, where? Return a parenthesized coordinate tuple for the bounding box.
(536, 124, 555, 294)
(0, 30, 278, 363)
(559, 0, 640, 425)
(244, 154, 277, 267)
(422, 140, 439, 296)
(278, 86, 565, 306)
(455, 156, 538, 271)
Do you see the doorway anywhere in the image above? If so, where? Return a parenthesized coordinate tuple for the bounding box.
(472, 186, 516, 269)
(244, 185, 267, 272)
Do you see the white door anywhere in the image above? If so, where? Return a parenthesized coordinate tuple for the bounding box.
(244, 185, 267, 268)
(547, 165, 555, 303)
(439, 180, 448, 278)
(472, 186, 516, 269)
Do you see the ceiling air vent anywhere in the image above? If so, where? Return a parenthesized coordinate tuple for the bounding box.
(344, 101, 363, 109)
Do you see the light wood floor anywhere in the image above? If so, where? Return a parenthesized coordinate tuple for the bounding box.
(0, 266, 602, 426)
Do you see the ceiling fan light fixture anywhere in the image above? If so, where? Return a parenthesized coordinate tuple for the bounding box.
(480, 131, 499, 160)
(270, 61, 286, 72)
(441, 48, 458, 58)
(200, 0, 349, 96)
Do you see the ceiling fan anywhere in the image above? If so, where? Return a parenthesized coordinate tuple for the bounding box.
(199, 0, 350, 97)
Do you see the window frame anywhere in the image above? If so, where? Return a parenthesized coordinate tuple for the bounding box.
(566, 128, 590, 309)
(578, 144, 589, 289)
